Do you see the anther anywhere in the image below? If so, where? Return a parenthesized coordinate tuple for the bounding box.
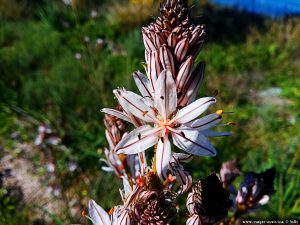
(109, 207, 115, 215)
(138, 133, 142, 140)
(160, 96, 165, 100)
(142, 111, 148, 117)
(216, 109, 224, 115)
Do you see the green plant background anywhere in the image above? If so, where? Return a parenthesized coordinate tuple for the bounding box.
(0, 0, 299, 224)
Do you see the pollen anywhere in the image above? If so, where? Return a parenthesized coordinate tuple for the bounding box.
(142, 111, 148, 116)
(109, 207, 115, 215)
(216, 109, 224, 115)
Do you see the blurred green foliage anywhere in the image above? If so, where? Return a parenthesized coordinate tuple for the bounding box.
(0, 0, 299, 224)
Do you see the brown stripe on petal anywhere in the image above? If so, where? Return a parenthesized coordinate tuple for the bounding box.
(175, 131, 215, 155)
(156, 32, 166, 45)
(167, 32, 178, 49)
(133, 71, 152, 97)
(176, 56, 193, 91)
(172, 25, 182, 34)
(178, 62, 205, 107)
(116, 129, 160, 152)
(148, 50, 161, 90)
(159, 46, 175, 77)
(142, 31, 156, 52)
(189, 25, 202, 46)
(189, 39, 204, 58)
(191, 115, 222, 129)
(163, 20, 171, 30)
(174, 38, 189, 62)
(162, 29, 171, 39)
(121, 95, 156, 122)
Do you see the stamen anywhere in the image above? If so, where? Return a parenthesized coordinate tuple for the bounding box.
(160, 96, 165, 100)
(216, 109, 224, 115)
(109, 207, 115, 215)
(162, 174, 176, 187)
(81, 210, 86, 217)
(138, 133, 142, 140)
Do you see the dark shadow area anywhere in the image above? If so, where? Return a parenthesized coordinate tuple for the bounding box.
(191, 3, 267, 44)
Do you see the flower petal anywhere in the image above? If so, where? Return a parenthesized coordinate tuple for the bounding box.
(186, 192, 201, 215)
(176, 56, 193, 92)
(132, 71, 154, 98)
(189, 25, 205, 46)
(159, 45, 175, 77)
(172, 152, 193, 163)
(89, 200, 110, 225)
(186, 215, 201, 225)
(173, 97, 216, 124)
(186, 113, 222, 130)
(147, 50, 161, 90)
(178, 62, 205, 107)
(156, 135, 171, 180)
(115, 125, 160, 154)
(174, 37, 189, 62)
(117, 211, 132, 225)
(126, 154, 141, 179)
(103, 148, 125, 177)
(114, 89, 158, 123)
(169, 154, 192, 193)
(167, 32, 178, 49)
(171, 126, 216, 156)
(138, 152, 147, 175)
(154, 70, 177, 119)
(101, 108, 132, 123)
(142, 29, 156, 52)
(154, 32, 165, 49)
(201, 129, 231, 137)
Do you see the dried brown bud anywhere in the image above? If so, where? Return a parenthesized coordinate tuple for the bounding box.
(236, 168, 275, 212)
(133, 189, 177, 225)
(104, 105, 128, 149)
(141, 0, 206, 107)
(187, 173, 232, 224)
(220, 160, 240, 189)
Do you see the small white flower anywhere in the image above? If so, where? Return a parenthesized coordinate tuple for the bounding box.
(102, 70, 229, 179)
(83, 36, 90, 43)
(62, 0, 72, 5)
(75, 53, 82, 60)
(91, 9, 98, 19)
(96, 38, 104, 45)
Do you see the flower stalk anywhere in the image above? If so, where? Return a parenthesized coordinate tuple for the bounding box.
(86, 1, 275, 225)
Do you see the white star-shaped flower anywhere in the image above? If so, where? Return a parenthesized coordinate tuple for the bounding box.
(102, 70, 229, 179)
